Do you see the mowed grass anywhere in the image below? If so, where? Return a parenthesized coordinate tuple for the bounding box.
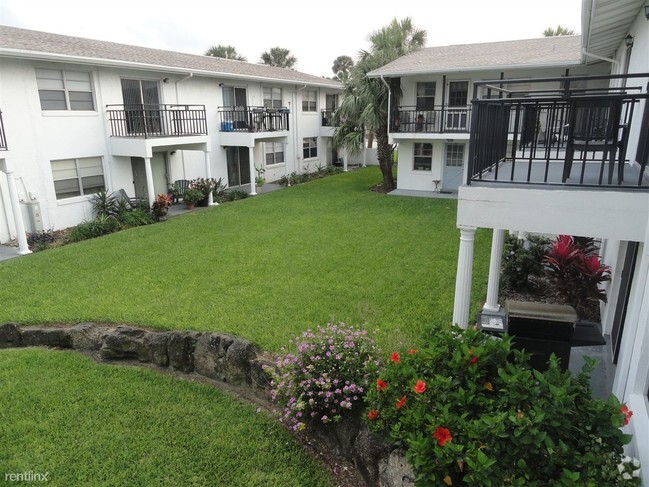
(0, 168, 490, 352)
(0, 348, 335, 487)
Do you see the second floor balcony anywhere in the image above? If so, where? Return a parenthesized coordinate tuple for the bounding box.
(107, 104, 208, 138)
(218, 106, 290, 133)
(468, 73, 649, 190)
(0, 110, 7, 150)
(391, 105, 472, 134)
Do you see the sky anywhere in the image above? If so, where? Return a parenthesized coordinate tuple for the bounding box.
(0, 0, 583, 78)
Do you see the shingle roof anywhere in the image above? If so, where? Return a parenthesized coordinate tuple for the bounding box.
(368, 35, 583, 77)
(0, 25, 341, 88)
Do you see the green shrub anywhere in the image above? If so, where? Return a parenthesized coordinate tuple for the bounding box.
(365, 325, 639, 486)
(68, 215, 120, 242)
(501, 233, 550, 291)
(90, 190, 119, 218)
(266, 323, 381, 431)
(119, 209, 155, 228)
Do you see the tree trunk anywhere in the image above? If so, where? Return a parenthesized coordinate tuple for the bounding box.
(375, 126, 395, 191)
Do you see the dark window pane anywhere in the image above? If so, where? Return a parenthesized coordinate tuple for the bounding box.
(69, 91, 95, 110)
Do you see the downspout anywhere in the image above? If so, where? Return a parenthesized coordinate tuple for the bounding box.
(173, 73, 194, 180)
(294, 84, 307, 176)
(581, 49, 619, 66)
(379, 75, 391, 173)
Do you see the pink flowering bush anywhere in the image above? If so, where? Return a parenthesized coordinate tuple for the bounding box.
(266, 323, 381, 431)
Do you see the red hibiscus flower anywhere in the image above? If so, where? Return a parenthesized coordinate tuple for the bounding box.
(376, 379, 388, 392)
(620, 404, 633, 426)
(466, 348, 478, 365)
(367, 409, 379, 420)
(433, 426, 452, 446)
(413, 380, 426, 394)
(390, 352, 400, 364)
(396, 395, 407, 409)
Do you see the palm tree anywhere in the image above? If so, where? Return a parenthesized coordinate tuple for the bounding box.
(332, 55, 354, 81)
(204, 45, 247, 61)
(260, 47, 297, 69)
(543, 25, 576, 37)
(334, 18, 426, 191)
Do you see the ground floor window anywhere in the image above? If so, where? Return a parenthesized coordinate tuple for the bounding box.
(51, 156, 105, 199)
(445, 143, 464, 166)
(265, 142, 285, 166)
(226, 146, 251, 187)
(303, 137, 318, 159)
(413, 143, 433, 171)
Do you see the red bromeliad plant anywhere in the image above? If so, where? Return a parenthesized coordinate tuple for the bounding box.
(365, 325, 639, 485)
(544, 235, 611, 318)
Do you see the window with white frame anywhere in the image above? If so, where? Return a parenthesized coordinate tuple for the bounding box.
(303, 137, 318, 159)
(416, 82, 436, 110)
(263, 87, 283, 108)
(36, 68, 95, 111)
(445, 143, 464, 167)
(302, 90, 317, 112)
(265, 142, 285, 166)
(51, 157, 105, 199)
(413, 143, 433, 171)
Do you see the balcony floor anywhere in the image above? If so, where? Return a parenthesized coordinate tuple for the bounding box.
(474, 151, 649, 189)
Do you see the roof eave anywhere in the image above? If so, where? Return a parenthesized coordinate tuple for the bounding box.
(0, 48, 342, 89)
(367, 60, 585, 78)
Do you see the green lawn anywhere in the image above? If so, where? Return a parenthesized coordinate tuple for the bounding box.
(0, 167, 490, 352)
(0, 348, 334, 487)
(0, 168, 491, 484)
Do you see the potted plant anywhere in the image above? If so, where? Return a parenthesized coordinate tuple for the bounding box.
(151, 193, 172, 221)
(255, 165, 266, 192)
(182, 188, 203, 209)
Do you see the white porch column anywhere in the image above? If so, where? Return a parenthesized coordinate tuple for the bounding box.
(483, 229, 505, 312)
(4, 166, 30, 255)
(452, 225, 477, 329)
(204, 150, 215, 206)
(248, 146, 257, 196)
(343, 148, 348, 172)
(143, 157, 155, 207)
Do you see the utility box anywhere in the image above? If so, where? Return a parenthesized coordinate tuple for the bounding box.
(505, 300, 577, 371)
(25, 201, 44, 232)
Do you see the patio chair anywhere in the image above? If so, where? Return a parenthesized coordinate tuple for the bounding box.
(112, 189, 146, 210)
(563, 99, 623, 184)
(173, 179, 190, 203)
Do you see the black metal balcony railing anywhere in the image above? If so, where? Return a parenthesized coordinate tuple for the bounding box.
(218, 106, 290, 133)
(468, 73, 649, 189)
(391, 106, 472, 133)
(107, 104, 208, 138)
(321, 109, 336, 127)
(0, 110, 7, 150)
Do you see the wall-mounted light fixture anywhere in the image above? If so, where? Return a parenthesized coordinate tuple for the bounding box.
(624, 34, 634, 48)
(163, 78, 170, 83)
(218, 83, 224, 87)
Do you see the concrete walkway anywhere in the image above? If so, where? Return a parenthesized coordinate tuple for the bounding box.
(389, 188, 458, 199)
(0, 244, 23, 262)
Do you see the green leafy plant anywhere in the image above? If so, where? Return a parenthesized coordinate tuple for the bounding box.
(266, 323, 381, 431)
(254, 165, 266, 187)
(119, 209, 155, 228)
(545, 235, 611, 318)
(68, 215, 120, 242)
(90, 190, 119, 218)
(500, 233, 550, 291)
(365, 325, 639, 486)
(182, 188, 204, 205)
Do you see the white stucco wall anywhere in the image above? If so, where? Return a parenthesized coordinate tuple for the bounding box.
(0, 55, 341, 238)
